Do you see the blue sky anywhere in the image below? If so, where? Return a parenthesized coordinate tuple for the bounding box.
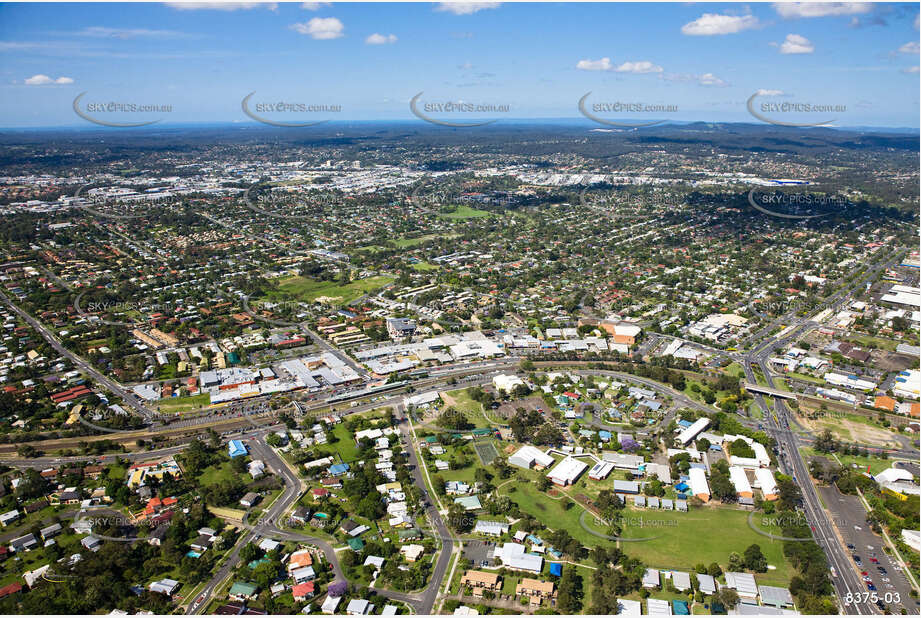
(0, 1, 918, 128)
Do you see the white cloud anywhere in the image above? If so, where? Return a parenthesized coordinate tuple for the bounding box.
(24, 74, 73, 85)
(681, 13, 761, 36)
(662, 72, 729, 87)
(576, 58, 663, 74)
(301, 2, 330, 9)
(435, 3, 500, 16)
(773, 2, 871, 19)
(167, 2, 275, 10)
(365, 33, 397, 45)
(903, 65, 920, 74)
(290, 17, 344, 40)
(78, 26, 189, 39)
(898, 41, 920, 54)
(779, 33, 815, 54)
(698, 72, 728, 87)
(756, 89, 785, 96)
(614, 61, 663, 74)
(576, 57, 613, 71)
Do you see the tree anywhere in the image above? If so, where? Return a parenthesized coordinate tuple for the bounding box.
(556, 567, 583, 613)
(447, 503, 472, 533)
(744, 544, 768, 572)
(707, 562, 722, 578)
(719, 588, 740, 609)
(727, 552, 744, 572)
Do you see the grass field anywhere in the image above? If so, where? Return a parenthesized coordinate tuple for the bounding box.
(443, 388, 493, 428)
(800, 446, 895, 476)
(393, 233, 457, 248)
(438, 205, 492, 220)
(158, 392, 211, 414)
(270, 274, 395, 306)
(197, 459, 237, 486)
(411, 261, 439, 271)
(617, 506, 793, 586)
(498, 482, 615, 550)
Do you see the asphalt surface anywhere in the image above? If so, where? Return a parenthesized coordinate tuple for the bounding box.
(817, 485, 918, 615)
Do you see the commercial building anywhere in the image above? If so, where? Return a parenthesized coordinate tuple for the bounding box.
(508, 446, 554, 470)
(494, 542, 543, 573)
(546, 456, 587, 486)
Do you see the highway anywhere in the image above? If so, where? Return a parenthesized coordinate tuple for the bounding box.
(739, 250, 910, 615)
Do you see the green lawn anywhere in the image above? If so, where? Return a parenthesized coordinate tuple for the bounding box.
(444, 388, 493, 428)
(269, 275, 395, 306)
(393, 233, 457, 248)
(618, 506, 794, 586)
(438, 205, 492, 220)
(800, 446, 895, 476)
(411, 261, 439, 272)
(498, 480, 614, 550)
(158, 393, 211, 414)
(197, 459, 237, 486)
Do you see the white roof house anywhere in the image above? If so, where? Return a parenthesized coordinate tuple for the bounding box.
(647, 598, 672, 616)
(508, 445, 554, 470)
(546, 456, 587, 486)
(697, 573, 716, 595)
(616, 599, 642, 616)
(321, 596, 342, 615)
(754, 467, 779, 500)
(729, 466, 753, 498)
(494, 542, 543, 573)
(642, 568, 660, 588)
(724, 571, 759, 600)
(671, 571, 692, 591)
(688, 467, 710, 502)
(473, 520, 509, 536)
(875, 467, 914, 485)
(677, 417, 710, 446)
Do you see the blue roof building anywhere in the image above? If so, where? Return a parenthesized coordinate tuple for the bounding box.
(598, 430, 612, 442)
(228, 440, 248, 458)
(328, 463, 350, 476)
(549, 563, 563, 577)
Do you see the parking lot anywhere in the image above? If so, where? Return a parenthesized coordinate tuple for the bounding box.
(818, 485, 918, 615)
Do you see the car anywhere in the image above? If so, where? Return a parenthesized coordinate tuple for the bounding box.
(882, 578, 890, 583)
(878, 568, 887, 575)
(870, 557, 879, 563)
(853, 555, 862, 563)
(867, 583, 877, 591)
(861, 571, 869, 576)
(847, 544, 856, 550)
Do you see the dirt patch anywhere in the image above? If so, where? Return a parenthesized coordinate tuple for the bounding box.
(798, 413, 901, 447)
(496, 396, 547, 419)
(874, 352, 917, 373)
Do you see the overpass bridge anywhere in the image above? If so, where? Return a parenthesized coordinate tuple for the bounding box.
(743, 382, 797, 400)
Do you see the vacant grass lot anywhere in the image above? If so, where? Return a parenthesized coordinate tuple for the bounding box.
(618, 506, 793, 586)
(438, 205, 492, 220)
(800, 446, 895, 476)
(270, 275, 395, 306)
(158, 392, 211, 414)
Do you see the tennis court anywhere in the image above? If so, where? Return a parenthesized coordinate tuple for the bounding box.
(473, 439, 499, 465)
